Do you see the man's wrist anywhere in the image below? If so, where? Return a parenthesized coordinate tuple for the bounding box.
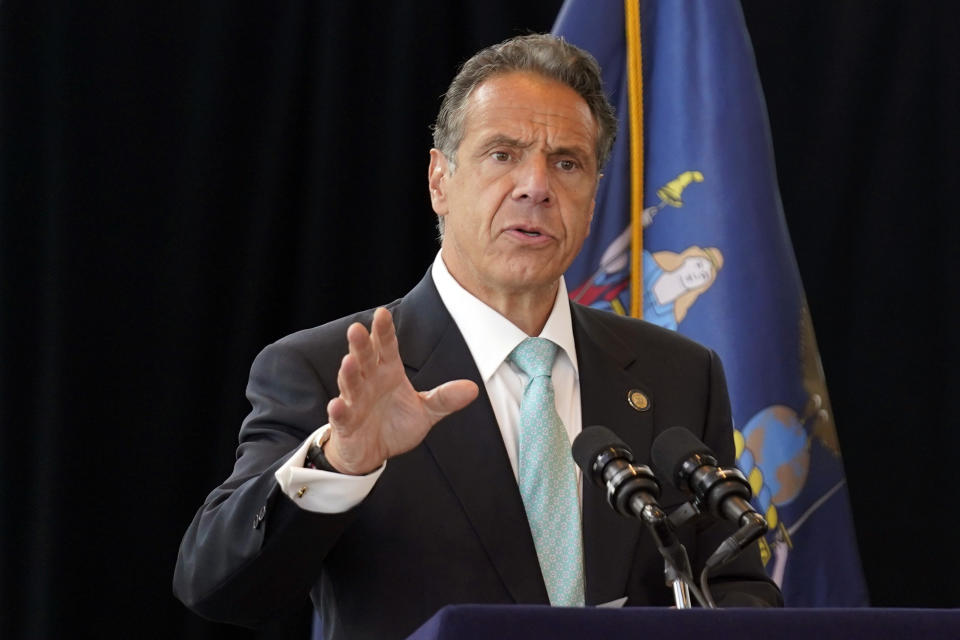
(304, 431, 341, 473)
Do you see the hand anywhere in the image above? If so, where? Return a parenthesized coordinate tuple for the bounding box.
(324, 307, 479, 475)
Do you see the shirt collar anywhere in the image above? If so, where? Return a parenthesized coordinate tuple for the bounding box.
(431, 251, 579, 382)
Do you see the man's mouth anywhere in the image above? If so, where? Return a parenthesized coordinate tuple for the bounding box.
(505, 226, 551, 243)
(509, 225, 548, 237)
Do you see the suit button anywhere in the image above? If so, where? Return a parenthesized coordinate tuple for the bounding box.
(253, 505, 266, 529)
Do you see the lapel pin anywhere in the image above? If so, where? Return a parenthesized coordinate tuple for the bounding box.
(627, 389, 650, 412)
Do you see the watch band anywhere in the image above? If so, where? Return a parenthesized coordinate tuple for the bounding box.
(304, 434, 340, 473)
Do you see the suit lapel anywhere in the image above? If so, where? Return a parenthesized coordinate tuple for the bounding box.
(571, 304, 657, 606)
(394, 272, 549, 605)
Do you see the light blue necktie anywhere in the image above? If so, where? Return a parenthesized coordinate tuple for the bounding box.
(509, 337, 585, 607)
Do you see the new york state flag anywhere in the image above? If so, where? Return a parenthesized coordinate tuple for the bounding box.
(555, 0, 869, 606)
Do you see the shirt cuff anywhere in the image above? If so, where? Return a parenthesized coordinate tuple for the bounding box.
(274, 425, 386, 513)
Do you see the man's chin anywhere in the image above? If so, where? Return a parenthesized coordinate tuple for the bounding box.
(487, 269, 564, 297)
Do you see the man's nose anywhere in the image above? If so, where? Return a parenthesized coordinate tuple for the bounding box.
(511, 155, 551, 205)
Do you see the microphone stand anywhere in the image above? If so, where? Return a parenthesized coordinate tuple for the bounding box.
(632, 498, 697, 608)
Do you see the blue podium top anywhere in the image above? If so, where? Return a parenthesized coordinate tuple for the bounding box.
(408, 604, 960, 640)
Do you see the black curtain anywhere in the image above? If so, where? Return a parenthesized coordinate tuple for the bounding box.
(1, 2, 957, 638)
(743, 1, 960, 612)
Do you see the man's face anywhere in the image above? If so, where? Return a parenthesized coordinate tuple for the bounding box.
(429, 71, 600, 303)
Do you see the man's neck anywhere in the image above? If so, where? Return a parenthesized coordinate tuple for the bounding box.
(439, 253, 559, 336)
(477, 285, 558, 336)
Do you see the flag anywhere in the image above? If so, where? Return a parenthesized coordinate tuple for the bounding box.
(555, 0, 869, 606)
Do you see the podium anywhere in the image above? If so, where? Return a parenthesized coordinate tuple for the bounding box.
(407, 604, 960, 640)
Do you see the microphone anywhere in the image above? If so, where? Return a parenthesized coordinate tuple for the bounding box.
(571, 424, 661, 518)
(573, 425, 701, 607)
(651, 426, 768, 567)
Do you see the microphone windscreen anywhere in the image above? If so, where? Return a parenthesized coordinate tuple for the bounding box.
(651, 426, 715, 487)
(571, 425, 625, 472)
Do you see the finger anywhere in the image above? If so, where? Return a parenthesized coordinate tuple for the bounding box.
(369, 307, 399, 366)
(420, 380, 479, 421)
(346, 321, 377, 373)
(327, 396, 350, 426)
(336, 352, 363, 405)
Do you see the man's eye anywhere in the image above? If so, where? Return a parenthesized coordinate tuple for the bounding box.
(491, 151, 510, 162)
(557, 159, 578, 171)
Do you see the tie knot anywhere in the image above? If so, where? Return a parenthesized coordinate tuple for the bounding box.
(509, 337, 558, 379)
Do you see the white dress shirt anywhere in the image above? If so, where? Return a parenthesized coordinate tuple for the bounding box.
(275, 250, 582, 511)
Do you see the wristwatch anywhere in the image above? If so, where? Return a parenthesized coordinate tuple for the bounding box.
(304, 431, 340, 473)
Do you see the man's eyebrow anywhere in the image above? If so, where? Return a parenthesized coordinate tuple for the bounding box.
(473, 134, 594, 168)
(549, 145, 590, 159)
(475, 134, 532, 152)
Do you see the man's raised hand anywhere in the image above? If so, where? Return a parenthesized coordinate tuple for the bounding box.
(324, 307, 479, 475)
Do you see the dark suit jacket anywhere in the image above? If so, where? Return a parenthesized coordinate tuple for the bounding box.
(174, 270, 781, 639)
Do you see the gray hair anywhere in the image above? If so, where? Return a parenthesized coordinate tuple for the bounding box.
(432, 34, 618, 237)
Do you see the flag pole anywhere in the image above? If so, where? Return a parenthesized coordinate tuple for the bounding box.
(624, 0, 644, 318)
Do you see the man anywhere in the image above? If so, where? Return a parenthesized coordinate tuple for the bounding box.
(174, 34, 781, 640)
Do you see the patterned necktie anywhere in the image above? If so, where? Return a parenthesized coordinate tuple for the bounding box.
(509, 337, 585, 607)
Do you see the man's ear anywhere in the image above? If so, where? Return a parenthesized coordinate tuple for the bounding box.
(428, 149, 451, 216)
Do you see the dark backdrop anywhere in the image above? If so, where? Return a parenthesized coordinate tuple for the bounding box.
(2, 1, 957, 638)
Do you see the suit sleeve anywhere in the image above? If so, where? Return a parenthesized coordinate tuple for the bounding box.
(693, 349, 783, 607)
(173, 338, 362, 627)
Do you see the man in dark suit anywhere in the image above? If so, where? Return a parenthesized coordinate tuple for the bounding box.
(174, 34, 781, 640)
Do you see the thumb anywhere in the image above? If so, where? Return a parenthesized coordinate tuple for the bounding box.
(421, 380, 479, 421)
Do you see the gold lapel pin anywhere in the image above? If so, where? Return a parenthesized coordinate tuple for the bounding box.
(627, 389, 650, 412)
